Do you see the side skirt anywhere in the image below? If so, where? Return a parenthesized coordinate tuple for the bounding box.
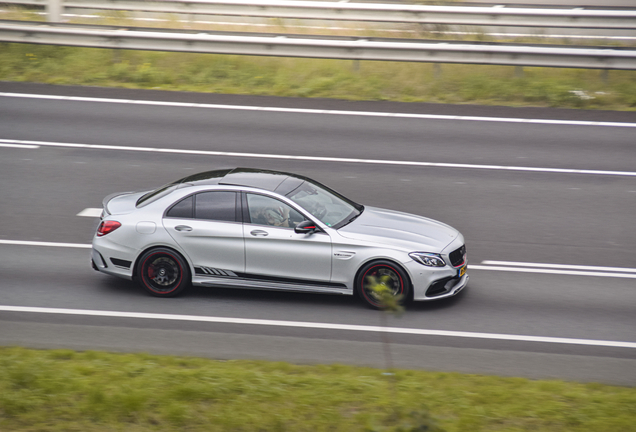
(192, 274, 353, 295)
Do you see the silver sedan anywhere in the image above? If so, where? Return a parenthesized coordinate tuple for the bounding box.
(92, 168, 468, 308)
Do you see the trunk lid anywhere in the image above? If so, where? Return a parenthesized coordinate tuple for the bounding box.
(102, 191, 145, 216)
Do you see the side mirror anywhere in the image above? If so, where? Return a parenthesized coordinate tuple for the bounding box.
(294, 220, 319, 234)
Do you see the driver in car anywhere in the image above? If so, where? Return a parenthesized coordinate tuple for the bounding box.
(262, 205, 291, 228)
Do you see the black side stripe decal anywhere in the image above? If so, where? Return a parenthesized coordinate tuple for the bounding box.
(194, 266, 346, 289)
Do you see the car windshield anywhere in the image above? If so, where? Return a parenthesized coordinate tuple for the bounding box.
(286, 180, 362, 229)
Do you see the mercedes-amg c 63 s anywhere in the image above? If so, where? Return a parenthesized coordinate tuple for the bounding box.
(92, 168, 467, 308)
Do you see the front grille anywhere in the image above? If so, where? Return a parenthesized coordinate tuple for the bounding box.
(449, 245, 466, 267)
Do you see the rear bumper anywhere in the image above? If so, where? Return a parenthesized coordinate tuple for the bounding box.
(91, 244, 135, 280)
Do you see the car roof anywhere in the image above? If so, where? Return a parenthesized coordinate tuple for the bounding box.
(178, 168, 306, 194)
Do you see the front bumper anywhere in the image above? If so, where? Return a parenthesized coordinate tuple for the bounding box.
(406, 236, 468, 301)
(423, 272, 469, 300)
(407, 258, 469, 301)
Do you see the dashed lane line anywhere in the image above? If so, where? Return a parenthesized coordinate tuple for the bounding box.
(481, 260, 636, 274)
(1, 305, 635, 349)
(471, 264, 636, 279)
(0, 239, 91, 249)
(0, 143, 39, 149)
(77, 208, 102, 217)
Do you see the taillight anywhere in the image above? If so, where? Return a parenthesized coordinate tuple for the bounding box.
(97, 221, 121, 237)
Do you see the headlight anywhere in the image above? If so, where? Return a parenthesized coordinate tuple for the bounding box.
(409, 252, 446, 267)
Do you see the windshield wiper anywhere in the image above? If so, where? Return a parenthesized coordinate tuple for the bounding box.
(341, 208, 363, 227)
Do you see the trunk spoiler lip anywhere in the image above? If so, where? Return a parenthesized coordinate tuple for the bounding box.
(101, 191, 136, 216)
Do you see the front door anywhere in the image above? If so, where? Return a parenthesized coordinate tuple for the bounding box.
(243, 193, 332, 285)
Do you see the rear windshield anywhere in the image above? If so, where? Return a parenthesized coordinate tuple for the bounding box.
(136, 182, 179, 208)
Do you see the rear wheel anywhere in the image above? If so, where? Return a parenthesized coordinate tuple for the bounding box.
(137, 248, 190, 297)
(356, 260, 410, 310)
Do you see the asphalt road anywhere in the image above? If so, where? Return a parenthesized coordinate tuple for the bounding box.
(1, 81, 635, 385)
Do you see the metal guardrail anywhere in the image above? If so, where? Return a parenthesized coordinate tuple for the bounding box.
(2, 0, 636, 29)
(1, 21, 635, 69)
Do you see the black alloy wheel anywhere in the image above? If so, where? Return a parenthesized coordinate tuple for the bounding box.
(356, 260, 410, 309)
(137, 248, 190, 297)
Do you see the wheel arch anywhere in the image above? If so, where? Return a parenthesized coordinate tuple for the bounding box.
(132, 244, 192, 282)
(353, 257, 413, 301)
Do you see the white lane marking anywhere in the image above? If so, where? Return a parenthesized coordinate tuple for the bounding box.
(77, 208, 102, 217)
(481, 260, 636, 274)
(1, 138, 636, 177)
(0, 239, 91, 249)
(0, 143, 39, 149)
(470, 265, 636, 279)
(2, 92, 636, 128)
(1, 238, 634, 279)
(1, 305, 634, 349)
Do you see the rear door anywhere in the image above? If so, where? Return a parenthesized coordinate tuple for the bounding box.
(163, 191, 245, 275)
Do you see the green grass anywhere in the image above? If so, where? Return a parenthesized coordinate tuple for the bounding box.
(1, 347, 635, 431)
(1, 41, 636, 110)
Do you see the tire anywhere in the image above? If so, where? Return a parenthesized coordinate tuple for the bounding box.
(356, 260, 410, 310)
(137, 248, 190, 297)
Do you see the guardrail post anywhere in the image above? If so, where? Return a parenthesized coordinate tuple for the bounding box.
(515, 66, 524, 78)
(600, 69, 609, 84)
(47, 0, 62, 22)
(433, 63, 442, 79)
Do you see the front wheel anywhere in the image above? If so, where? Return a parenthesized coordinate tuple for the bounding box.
(137, 248, 190, 297)
(356, 260, 410, 310)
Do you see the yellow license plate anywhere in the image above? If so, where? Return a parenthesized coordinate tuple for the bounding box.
(458, 265, 467, 278)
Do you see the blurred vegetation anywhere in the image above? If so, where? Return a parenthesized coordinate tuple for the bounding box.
(1, 346, 635, 431)
(1, 42, 635, 110)
(1, 4, 635, 110)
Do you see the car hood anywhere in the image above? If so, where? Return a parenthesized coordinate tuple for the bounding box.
(337, 206, 459, 252)
(103, 191, 145, 215)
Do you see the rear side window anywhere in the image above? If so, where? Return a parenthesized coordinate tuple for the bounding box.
(195, 191, 238, 222)
(166, 195, 194, 218)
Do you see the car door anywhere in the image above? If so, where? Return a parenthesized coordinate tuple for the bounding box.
(163, 191, 245, 275)
(242, 192, 332, 285)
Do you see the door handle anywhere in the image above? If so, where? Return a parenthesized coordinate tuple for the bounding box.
(175, 225, 193, 232)
(250, 229, 269, 237)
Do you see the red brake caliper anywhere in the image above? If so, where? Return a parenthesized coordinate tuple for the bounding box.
(147, 264, 156, 279)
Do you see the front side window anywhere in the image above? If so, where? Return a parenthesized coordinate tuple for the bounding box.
(246, 194, 304, 228)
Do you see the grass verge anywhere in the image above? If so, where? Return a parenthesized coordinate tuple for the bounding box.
(1, 346, 635, 431)
(1, 41, 636, 110)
